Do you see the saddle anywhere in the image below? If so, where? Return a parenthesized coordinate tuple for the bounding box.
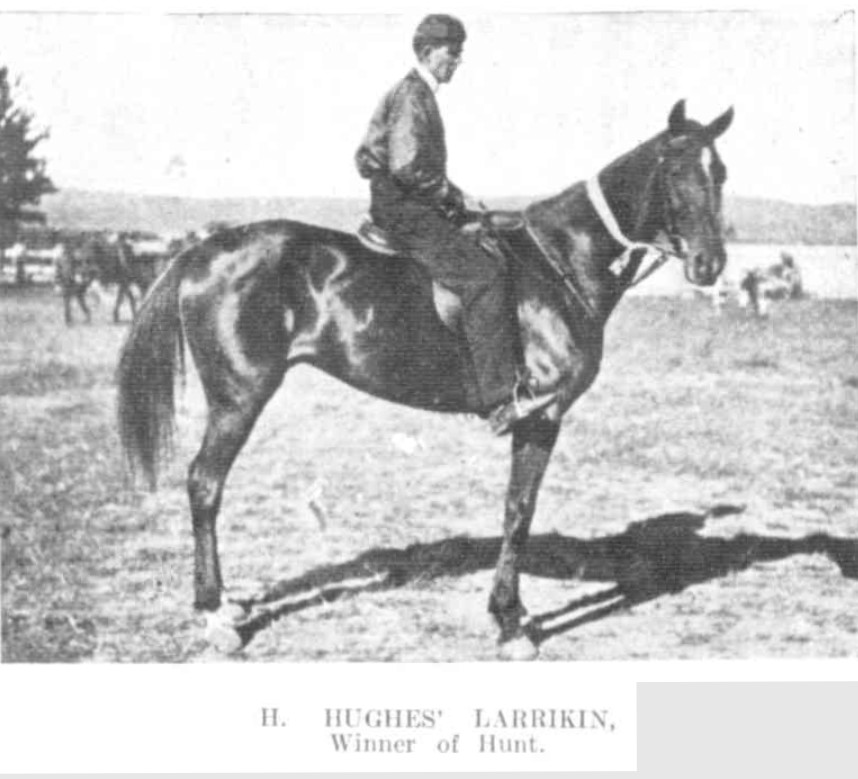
(357, 210, 524, 256)
(356, 211, 525, 330)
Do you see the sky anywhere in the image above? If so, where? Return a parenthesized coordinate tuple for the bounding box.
(0, 5, 854, 204)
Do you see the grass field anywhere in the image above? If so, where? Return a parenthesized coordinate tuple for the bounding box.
(1, 283, 857, 662)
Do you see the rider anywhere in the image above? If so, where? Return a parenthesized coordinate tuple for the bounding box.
(355, 14, 556, 435)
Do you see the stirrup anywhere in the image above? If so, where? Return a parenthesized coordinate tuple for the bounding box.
(488, 370, 557, 436)
(488, 389, 557, 436)
(512, 368, 539, 413)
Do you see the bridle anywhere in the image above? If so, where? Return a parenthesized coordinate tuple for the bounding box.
(523, 138, 720, 319)
(585, 166, 680, 288)
(588, 137, 724, 289)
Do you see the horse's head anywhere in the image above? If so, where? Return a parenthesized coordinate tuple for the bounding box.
(656, 99, 733, 286)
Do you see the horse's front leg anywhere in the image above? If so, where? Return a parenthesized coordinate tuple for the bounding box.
(114, 283, 130, 322)
(77, 290, 91, 323)
(128, 285, 138, 319)
(490, 414, 560, 660)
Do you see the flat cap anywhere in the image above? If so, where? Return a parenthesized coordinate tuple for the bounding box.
(412, 14, 466, 55)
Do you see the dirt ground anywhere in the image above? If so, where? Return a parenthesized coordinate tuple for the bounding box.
(1, 284, 856, 662)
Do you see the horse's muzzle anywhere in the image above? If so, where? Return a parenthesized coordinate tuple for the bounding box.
(685, 250, 722, 286)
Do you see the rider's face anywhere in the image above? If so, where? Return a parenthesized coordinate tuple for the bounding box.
(424, 43, 462, 84)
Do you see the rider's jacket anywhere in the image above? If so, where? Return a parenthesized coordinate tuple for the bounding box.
(355, 69, 461, 212)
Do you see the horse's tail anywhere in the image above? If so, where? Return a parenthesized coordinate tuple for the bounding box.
(116, 256, 186, 489)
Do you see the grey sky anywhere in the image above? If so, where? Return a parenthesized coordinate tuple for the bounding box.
(0, 8, 853, 204)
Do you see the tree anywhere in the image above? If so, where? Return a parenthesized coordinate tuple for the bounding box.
(0, 66, 56, 263)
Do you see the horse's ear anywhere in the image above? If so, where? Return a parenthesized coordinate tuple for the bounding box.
(668, 99, 686, 136)
(704, 106, 735, 140)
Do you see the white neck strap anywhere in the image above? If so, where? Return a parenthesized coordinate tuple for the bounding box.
(586, 174, 642, 251)
(585, 173, 668, 279)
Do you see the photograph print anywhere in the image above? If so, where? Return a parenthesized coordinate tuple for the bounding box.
(0, 9, 856, 663)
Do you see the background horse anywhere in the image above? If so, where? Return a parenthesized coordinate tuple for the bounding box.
(85, 236, 161, 322)
(117, 100, 733, 659)
(55, 244, 97, 325)
(739, 251, 804, 317)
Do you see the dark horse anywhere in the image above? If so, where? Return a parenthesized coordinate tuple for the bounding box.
(56, 237, 160, 325)
(117, 100, 733, 658)
(86, 237, 160, 322)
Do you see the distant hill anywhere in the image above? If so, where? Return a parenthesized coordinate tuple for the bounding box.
(39, 189, 367, 237)
(723, 197, 855, 245)
(39, 188, 856, 246)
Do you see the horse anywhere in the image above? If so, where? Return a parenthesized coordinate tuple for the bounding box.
(117, 99, 734, 659)
(85, 236, 160, 322)
(55, 244, 97, 325)
(739, 252, 803, 317)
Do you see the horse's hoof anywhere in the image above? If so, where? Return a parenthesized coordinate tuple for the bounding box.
(203, 604, 248, 654)
(498, 634, 539, 661)
(207, 627, 243, 655)
(218, 601, 249, 622)
(204, 615, 244, 654)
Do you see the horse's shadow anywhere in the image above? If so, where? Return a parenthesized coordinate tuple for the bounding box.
(235, 504, 858, 648)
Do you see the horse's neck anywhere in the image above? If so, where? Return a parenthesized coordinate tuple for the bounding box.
(524, 139, 663, 319)
(597, 142, 664, 243)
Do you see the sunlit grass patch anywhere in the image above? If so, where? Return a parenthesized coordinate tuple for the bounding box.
(0, 362, 110, 397)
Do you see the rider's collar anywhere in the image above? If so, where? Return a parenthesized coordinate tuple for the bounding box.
(415, 63, 440, 93)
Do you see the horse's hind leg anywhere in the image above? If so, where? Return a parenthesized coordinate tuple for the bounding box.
(188, 371, 284, 615)
(489, 415, 559, 660)
(128, 285, 138, 319)
(77, 289, 91, 323)
(114, 282, 132, 322)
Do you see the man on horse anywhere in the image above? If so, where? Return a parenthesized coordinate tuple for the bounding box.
(355, 14, 556, 435)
